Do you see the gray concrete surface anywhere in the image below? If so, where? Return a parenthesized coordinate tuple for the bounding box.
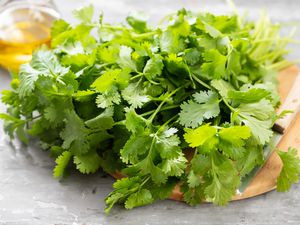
(1, 0, 300, 224)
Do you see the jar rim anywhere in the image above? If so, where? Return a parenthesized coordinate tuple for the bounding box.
(0, 0, 60, 19)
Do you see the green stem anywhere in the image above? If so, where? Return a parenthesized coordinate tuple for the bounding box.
(252, 38, 300, 45)
(44, 91, 67, 96)
(222, 97, 236, 112)
(140, 177, 151, 187)
(101, 24, 126, 31)
(267, 60, 297, 70)
(159, 114, 179, 131)
(30, 115, 42, 121)
(148, 87, 183, 123)
(132, 31, 158, 39)
(212, 125, 223, 130)
(191, 74, 211, 89)
(140, 105, 180, 117)
(113, 120, 126, 126)
(97, 62, 114, 69)
(228, 29, 251, 36)
(186, 67, 196, 89)
(130, 73, 144, 80)
(257, 49, 290, 62)
(113, 105, 180, 127)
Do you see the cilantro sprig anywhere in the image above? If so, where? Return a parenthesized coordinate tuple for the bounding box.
(1, 5, 300, 213)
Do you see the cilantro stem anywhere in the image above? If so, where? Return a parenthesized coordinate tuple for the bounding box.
(140, 176, 150, 187)
(148, 79, 160, 85)
(253, 38, 300, 45)
(44, 91, 68, 96)
(212, 125, 223, 130)
(30, 115, 42, 121)
(159, 114, 179, 131)
(97, 62, 114, 69)
(228, 30, 251, 36)
(186, 67, 196, 89)
(191, 74, 211, 89)
(132, 31, 158, 39)
(257, 49, 290, 62)
(113, 120, 126, 126)
(148, 87, 183, 123)
(101, 24, 158, 39)
(222, 97, 236, 112)
(141, 105, 180, 117)
(101, 24, 127, 31)
(112, 105, 180, 127)
(130, 73, 144, 80)
(266, 60, 300, 70)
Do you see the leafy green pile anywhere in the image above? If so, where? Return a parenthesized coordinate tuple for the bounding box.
(1, 5, 300, 213)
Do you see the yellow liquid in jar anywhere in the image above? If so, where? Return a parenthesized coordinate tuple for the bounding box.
(0, 6, 59, 71)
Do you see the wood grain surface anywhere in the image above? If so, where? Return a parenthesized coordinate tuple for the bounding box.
(112, 66, 300, 202)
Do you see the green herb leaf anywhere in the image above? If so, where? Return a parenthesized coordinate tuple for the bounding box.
(179, 90, 220, 128)
(277, 148, 300, 192)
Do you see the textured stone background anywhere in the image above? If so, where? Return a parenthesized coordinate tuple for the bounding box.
(1, 0, 300, 224)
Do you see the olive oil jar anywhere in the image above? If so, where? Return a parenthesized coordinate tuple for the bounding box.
(0, 0, 60, 71)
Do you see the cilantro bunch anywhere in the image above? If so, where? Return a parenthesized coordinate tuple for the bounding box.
(1, 5, 300, 213)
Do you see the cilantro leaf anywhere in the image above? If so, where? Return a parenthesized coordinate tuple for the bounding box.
(228, 88, 271, 104)
(161, 152, 187, 177)
(277, 148, 300, 192)
(121, 83, 150, 108)
(125, 189, 154, 209)
(53, 151, 72, 178)
(124, 109, 148, 134)
(85, 107, 114, 130)
(126, 11, 148, 33)
(218, 126, 251, 159)
(51, 19, 71, 39)
(150, 180, 177, 200)
(73, 5, 94, 24)
(179, 90, 220, 128)
(201, 49, 227, 79)
(187, 170, 201, 188)
(236, 138, 264, 177)
(135, 157, 168, 184)
(60, 110, 90, 155)
(184, 124, 217, 148)
(160, 29, 185, 54)
(18, 49, 69, 97)
(95, 88, 121, 108)
(210, 79, 234, 100)
(74, 151, 102, 174)
(237, 99, 275, 145)
(120, 134, 152, 164)
(143, 54, 164, 80)
(118, 46, 137, 71)
(105, 176, 142, 214)
(153, 127, 182, 159)
(91, 69, 130, 93)
(204, 153, 240, 205)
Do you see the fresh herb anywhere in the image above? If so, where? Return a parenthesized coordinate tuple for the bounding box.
(1, 6, 300, 213)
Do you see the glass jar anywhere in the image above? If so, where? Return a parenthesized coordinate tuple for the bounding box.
(0, 0, 60, 71)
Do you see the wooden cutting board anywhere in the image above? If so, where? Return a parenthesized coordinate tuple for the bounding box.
(112, 66, 300, 202)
